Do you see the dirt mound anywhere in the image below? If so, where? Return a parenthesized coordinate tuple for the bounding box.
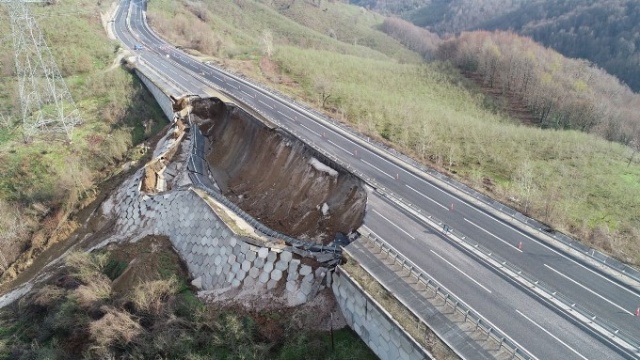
(191, 99, 366, 244)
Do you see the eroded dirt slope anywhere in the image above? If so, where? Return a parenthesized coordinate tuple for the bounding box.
(192, 99, 366, 244)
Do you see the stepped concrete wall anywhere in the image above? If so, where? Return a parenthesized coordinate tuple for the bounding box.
(98, 130, 326, 306)
(129, 65, 431, 355)
(332, 267, 431, 360)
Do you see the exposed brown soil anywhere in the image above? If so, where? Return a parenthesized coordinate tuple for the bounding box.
(259, 57, 297, 87)
(0, 127, 169, 293)
(191, 98, 367, 244)
(106, 235, 189, 295)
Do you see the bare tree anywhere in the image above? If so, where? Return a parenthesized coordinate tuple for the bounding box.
(628, 139, 639, 168)
(0, 113, 11, 128)
(514, 159, 536, 214)
(261, 30, 274, 58)
(0, 200, 30, 272)
(314, 76, 333, 109)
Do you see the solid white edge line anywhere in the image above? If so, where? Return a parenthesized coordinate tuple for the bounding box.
(370, 209, 415, 239)
(515, 309, 589, 360)
(544, 264, 633, 315)
(464, 218, 523, 253)
(365, 225, 539, 360)
(430, 250, 492, 293)
(406, 184, 448, 211)
(128, 9, 630, 356)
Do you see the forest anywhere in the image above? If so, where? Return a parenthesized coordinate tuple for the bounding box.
(380, 18, 640, 146)
(353, 0, 640, 92)
(437, 31, 640, 144)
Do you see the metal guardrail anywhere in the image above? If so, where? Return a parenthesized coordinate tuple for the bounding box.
(136, 0, 640, 285)
(188, 58, 640, 355)
(183, 114, 341, 256)
(130, 6, 640, 353)
(360, 232, 534, 360)
(124, 10, 342, 257)
(374, 188, 640, 357)
(194, 52, 640, 285)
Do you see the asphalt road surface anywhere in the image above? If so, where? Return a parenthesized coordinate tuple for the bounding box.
(113, 1, 640, 358)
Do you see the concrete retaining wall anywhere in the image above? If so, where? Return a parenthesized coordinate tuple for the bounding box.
(332, 266, 431, 360)
(100, 154, 326, 306)
(135, 68, 175, 121)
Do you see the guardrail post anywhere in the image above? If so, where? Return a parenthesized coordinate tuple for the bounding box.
(464, 309, 469, 322)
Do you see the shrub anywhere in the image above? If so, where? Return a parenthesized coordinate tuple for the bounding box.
(64, 251, 110, 284)
(130, 277, 179, 316)
(89, 306, 142, 347)
(32, 285, 66, 308)
(73, 275, 112, 309)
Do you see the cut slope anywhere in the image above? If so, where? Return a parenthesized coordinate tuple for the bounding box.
(192, 99, 366, 244)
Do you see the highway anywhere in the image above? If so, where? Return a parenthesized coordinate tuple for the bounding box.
(114, 0, 640, 358)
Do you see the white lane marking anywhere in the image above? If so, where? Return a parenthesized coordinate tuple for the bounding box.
(362, 159, 395, 180)
(464, 218, 523, 253)
(406, 185, 448, 211)
(212, 75, 223, 82)
(299, 123, 321, 137)
(371, 209, 415, 239)
(328, 140, 353, 156)
(241, 89, 253, 97)
(276, 110, 293, 121)
(544, 264, 633, 315)
(430, 250, 492, 293)
(137, 17, 638, 306)
(367, 223, 539, 360)
(515, 309, 588, 360)
(489, 216, 640, 299)
(258, 98, 274, 109)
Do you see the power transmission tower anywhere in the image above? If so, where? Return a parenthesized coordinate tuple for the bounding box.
(1, 0, 82, 142)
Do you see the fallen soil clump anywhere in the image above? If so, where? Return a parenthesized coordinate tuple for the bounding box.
(192, 98, 367, 244)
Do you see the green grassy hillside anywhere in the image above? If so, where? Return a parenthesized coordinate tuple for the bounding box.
(0, 0, 166, 277)
(147, 0, 640, 264)
(147, 0, 421, 63)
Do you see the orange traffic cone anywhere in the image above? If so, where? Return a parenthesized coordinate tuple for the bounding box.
(635, 307, 640, 317)
(518, 241, 523, 250)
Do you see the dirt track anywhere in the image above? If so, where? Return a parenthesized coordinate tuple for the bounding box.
(192, 99, 367, 244)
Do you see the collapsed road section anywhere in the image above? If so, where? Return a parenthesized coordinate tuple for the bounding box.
(189, 98, 367, 245)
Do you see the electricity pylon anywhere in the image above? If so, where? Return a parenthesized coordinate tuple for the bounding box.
(1, 0, 82, 142)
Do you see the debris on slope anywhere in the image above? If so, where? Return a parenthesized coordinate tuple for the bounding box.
(190, 98, 367, 245)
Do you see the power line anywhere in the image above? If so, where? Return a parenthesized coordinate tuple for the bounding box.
(1, 0, 82, 142)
